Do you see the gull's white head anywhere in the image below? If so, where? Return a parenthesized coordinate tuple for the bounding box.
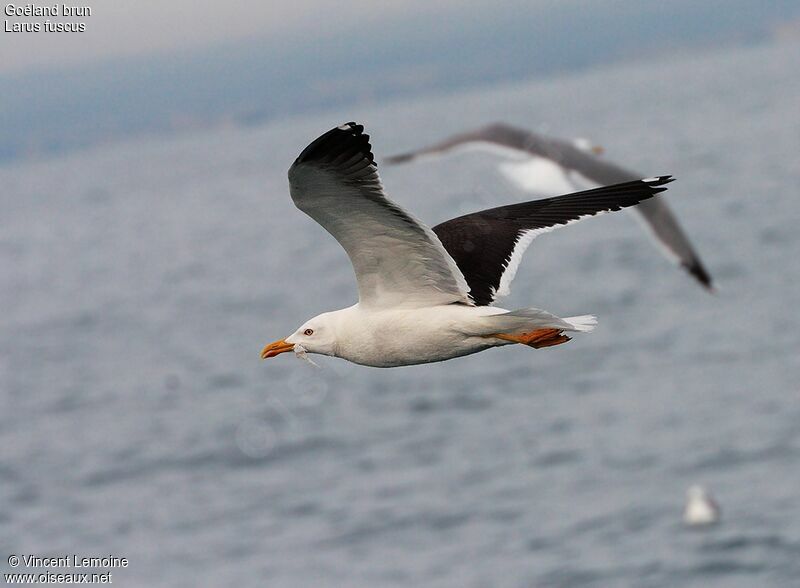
(260, 312, 338, 360)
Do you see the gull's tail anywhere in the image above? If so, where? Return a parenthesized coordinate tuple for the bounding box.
(561, 314, 597, 332)
(471, 307, 597, 336)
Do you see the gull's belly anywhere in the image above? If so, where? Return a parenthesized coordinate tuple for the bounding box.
(336, 306, 500, 368)
(343, 329, 493, 367)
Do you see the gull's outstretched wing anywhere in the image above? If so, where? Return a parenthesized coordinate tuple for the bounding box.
(433, 177, 674, 306)
(385, 123, 598, 167)
(288, 123, 472, 309)
(387, 122, 713, 290)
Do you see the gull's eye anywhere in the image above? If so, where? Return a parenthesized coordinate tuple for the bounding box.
(303, 328, 314, 336)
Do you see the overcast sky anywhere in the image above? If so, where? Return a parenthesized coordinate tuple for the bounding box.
(3, 0, 796, 77)
(0, 0, 532, 75)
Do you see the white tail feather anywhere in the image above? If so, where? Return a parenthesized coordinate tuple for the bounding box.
(562, 315, 597, 332)
(469, 308, 597, 336)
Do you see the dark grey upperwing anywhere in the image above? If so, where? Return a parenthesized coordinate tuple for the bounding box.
(432, 176, 674, 306)
(387, 122, 713, 290)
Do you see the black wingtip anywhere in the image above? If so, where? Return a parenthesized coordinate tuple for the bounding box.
(685, 260, 714, 291)
(294, 122, 375, 168)
(642, 175, 674, 190)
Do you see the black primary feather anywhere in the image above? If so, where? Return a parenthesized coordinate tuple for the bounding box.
(292, 122, 377, 185)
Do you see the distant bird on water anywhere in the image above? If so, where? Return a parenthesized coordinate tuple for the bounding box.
(260, 123, 673, 368)
(385, 122, 713, 291)
(683, 485, 721, 526)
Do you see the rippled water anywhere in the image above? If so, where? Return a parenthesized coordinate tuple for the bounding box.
(2, 40, 800, 587)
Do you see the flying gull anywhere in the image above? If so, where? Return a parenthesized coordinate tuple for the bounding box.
(385, 122, 712, 290)
(261, 123, 673, 368)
